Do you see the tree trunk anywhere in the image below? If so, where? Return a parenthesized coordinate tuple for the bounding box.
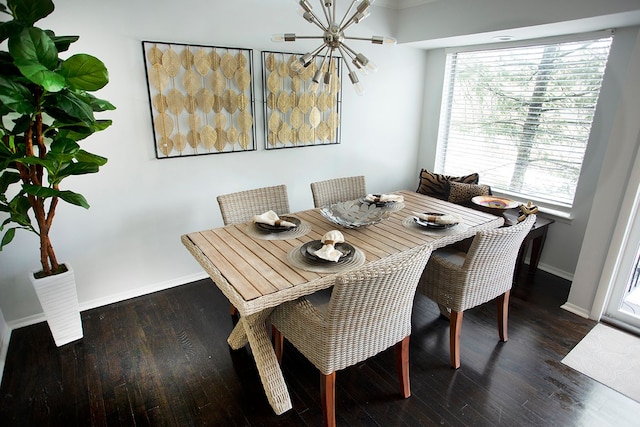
(509, 45, 559, 192)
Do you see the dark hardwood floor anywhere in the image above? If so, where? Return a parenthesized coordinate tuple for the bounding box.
(2, 269, 640, 426)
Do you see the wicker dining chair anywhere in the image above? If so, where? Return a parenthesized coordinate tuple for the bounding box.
(217, 184, 290, 226)
(310, 175, 366, 208)
(270, 244, 433, 427)
(216, 184, 290, 315)
(417, 214, 536, 369)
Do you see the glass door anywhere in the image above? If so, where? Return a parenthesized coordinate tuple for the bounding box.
(603, 196, 640, 335)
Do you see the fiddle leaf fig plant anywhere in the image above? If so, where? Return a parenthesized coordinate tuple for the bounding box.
(0, 0, 115, 277)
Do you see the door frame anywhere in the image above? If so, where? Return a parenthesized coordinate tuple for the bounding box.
(591, 137, 640, 334)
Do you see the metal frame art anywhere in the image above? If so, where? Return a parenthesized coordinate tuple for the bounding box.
(142, 41, 256, 158)
(261, 51, 342, 150)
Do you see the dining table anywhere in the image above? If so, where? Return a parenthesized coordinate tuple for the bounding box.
(181, 190, 504, 415)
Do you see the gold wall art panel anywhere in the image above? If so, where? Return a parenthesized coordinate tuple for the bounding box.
(261, 51, 342, 150)
(142, 41, 256, 158)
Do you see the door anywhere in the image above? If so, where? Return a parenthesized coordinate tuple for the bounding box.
(602, 187, 640, 335)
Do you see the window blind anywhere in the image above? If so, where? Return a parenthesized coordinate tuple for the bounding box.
(436, 36, 613, 209)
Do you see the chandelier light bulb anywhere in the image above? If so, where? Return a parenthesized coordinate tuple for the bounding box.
(372, 35, 397, 45)
(349, 71, 365, 96)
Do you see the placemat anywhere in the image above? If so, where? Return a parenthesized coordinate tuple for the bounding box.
(402, 215, 468, 236)
(243, 221, 311, 240)
(287, 245, 366, 273)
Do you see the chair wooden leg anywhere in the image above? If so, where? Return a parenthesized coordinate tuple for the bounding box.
(320, 372, 336, 427)
(273, 327, 284, 365)
(395, 336, 411, 398)
(449, 310, 463, 369)
(230, 304, 238, 316)
(497, 290, 510, 342)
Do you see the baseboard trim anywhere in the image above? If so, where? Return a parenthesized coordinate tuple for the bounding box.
(78, 272, 209, 313)
(5, 271, 209, 332)
(521, 256, 573, 281)
(1, 271, 209, 382)
(561, 302, 591, 319)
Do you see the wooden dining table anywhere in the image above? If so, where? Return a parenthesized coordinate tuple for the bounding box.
(181, 190, 504, 415)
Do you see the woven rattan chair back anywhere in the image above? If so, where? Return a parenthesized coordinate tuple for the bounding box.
(425, 214, 536, 313)
(417, 214, 536, 368)
(271, 243, 433, 373)
(217, 185, 290, 225)
(270, 243, 433, 426)
(310, 176, 366, 208)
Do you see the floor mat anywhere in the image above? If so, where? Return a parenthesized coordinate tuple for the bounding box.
(562, 323, 640, 402)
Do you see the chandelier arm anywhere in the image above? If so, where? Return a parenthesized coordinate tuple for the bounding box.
(300, 10, 330, 31)
(319, 47, 331, 68)
(338, 0, 360, 29)
(319, 0, 332, 27)
(333, 1, 337, 26)
(305, 7, 330, 30)
(310, 43, 330, 58)
(338, 44, 365, 95)
(337, 45, 356, 73)
(340, 42, 359, 58)
(343, 36, 375, 42)
(294, 35, 328, 40)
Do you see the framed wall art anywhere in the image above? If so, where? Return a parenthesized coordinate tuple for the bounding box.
(142, 41, 256, 158)
(261, 51, 342, 150)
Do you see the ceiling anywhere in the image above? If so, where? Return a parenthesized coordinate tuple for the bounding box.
(376, 0, 437, 9)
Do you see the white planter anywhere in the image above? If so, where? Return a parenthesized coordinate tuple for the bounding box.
(29, 263, 83, 347)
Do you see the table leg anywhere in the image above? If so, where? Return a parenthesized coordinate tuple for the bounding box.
(227, 310, 292, 415)
(528, 233, 547, 273)
(228, 321, 248, 349)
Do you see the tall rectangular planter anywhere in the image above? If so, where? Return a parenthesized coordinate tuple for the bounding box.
(29, 263, 83, 347)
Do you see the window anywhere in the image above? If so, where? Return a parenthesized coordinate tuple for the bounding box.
(436, 34, 613, 211)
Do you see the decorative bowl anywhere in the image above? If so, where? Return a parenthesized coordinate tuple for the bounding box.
(320, 199, 395, 228)
(471, 195, 519, 215)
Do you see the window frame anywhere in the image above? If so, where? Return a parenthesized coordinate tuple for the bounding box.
(434, 30, 614, 218)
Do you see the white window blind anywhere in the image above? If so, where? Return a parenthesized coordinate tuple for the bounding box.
(436, 36, 613, 209)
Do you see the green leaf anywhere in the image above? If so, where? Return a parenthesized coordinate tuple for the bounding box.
(59, 162, 99, 176)
(50, 137, 80, 155)
(0, 21, 24, 44)
(46, 32, 78, 52)
(7, 194, 33, 226)
(0, 228, 16, 249)
(8, 0, 54, 26)
(50, 89, 95, 125)
(23, 184, 90, 208)
(83, 93, 116, 112)
(15, 62, 65, 92)
(0, 171, 21, 194)
(60, 54, 108, 91)
(55, 125, 93, 141)
(93, 119, 113, 131)
(9, 27, 58, 70)
(9, 27, 66, 92)
(75, 149, 108, 166)
(0, 74, 35, 114)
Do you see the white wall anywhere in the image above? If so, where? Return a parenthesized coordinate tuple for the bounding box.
(0, 0, 426, 323)
(568, 28, 640, 318)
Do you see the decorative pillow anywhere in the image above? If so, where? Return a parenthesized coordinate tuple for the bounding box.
(416, 169, 479, 200)
(447, 182, 492, 204)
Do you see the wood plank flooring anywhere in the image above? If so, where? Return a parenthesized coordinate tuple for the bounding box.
(2, 269, 640, 426)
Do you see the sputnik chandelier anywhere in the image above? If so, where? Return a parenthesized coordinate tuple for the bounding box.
(272, 0, 396, 95)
